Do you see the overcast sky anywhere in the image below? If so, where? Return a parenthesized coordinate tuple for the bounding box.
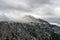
(0, 0, 60, 25)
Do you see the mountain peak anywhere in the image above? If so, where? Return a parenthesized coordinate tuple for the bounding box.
(18, 15, 49, 25)
(19, 15, 37, 23)
(23, 15, 35, 19)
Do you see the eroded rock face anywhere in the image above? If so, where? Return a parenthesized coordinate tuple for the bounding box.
(0, 15, 60, 40)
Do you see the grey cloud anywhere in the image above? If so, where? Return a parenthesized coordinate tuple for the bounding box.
(0, 0, 60, 25)
(44, 9, 54, 15)
(28, 0, 50, 8)
(0, 5, 32, 12)
(47, 18, 60, 24)
(0, 0, 51, 12)
(0, 0, 32, 12)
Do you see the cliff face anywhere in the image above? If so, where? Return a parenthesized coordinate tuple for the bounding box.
(0, 15, 60, 40)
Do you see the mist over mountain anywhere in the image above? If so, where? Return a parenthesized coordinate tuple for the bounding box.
(0, 0, 60, 24)
(0, 15, 60, 40)
(0, 0, 60, 40)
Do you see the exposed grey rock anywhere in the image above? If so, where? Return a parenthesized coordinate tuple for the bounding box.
(0, 15, 60, 40)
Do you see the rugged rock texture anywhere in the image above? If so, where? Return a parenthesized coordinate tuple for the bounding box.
(0, 15, 60, 40)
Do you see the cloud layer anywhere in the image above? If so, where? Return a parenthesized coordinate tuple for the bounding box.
(0, 0, 60, 24)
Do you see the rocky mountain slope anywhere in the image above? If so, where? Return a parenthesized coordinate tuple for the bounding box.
(0, 15, 60, 40)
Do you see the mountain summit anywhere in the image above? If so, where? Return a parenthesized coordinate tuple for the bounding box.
(20, 15, 49, 24)
(0, 15, 60, 40)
